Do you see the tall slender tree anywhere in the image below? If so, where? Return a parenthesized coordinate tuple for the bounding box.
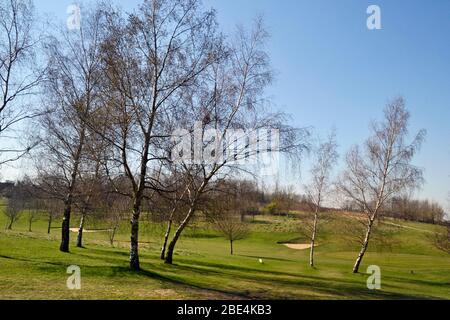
(337, 97, 425, 273)
(39, 5, 106, 252)
(163, 19, 308, 264)
(304, 132, 338, 267)
(206, 183, 250, 255)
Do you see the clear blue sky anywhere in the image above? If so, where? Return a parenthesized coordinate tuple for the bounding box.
(10, 0, 450, 207)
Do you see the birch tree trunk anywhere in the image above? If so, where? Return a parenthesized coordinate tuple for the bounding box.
(59, 141, 84, 253)
(47, 214, 52, 234)
(160, 219, 173, 260)
(58, 105, 87, 253)
(309, 209, 319, 267)
(352, 217, 374, 273)
(165, 206, 196, 264)
(110, 226, 118, 247)
(130, 198, 142, 270)
(76, 211, 87, 248)
(60, 201, 73, 252)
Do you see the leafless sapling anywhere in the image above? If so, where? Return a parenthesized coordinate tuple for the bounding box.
(304, 132, 338, 267)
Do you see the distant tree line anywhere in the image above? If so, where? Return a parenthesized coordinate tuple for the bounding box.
(383, 196, 446, 225)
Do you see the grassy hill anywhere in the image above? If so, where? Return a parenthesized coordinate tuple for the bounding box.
(0, 206, 449, 300)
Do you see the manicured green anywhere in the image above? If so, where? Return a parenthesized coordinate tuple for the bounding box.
(0, 205, 449, 300)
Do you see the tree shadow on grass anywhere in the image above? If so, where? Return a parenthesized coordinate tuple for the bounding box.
(143, 258, 435, 300)
(156, 262, 433, 300)
(0, 254, 71, 268)
(237, 254, 296, 263)
(1, 247, 442, 300)
(73, 265, 251, 299)
(383, 275, 450, 288)
(80, 247, 130, 257)
(70, 249, 446, 299)
(249, 220, 271, 225)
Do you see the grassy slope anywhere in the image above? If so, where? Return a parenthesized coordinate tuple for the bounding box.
(0, 206, 449, 300)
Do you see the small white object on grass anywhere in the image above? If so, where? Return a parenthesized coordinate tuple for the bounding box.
(259, 259, 263, 264)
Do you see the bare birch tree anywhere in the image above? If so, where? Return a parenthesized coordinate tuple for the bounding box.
(304, 132, 338, 267)
(206, 185, 250, 255)
(39, 5, 106, 252)
(336, 97, 425, 273)
(163, 19, 308, 264)
(4, 188, 24, 229)
(99, 0, 223, 270)
(43, 198, 62, 234)
(75, 158, 103, 248)
(3, 179, 32, 229)
(0, 0, 43, 165)
(74, 125, 110, 248)
(159, 171, 189, 260)
(105, 196, 129, 247)
(26, 199, 40, 232)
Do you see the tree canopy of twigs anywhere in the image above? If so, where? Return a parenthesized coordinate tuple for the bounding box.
(304, 131, 338, 267)
(0, 0, 43, 166)
(336, 97, 425, 273)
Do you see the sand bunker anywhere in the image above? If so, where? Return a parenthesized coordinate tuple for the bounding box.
(69, 228, 111, 233)
(283, 243, 314, 250)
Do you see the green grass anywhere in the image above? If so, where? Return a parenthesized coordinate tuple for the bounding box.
(0, 206, 449, 300)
